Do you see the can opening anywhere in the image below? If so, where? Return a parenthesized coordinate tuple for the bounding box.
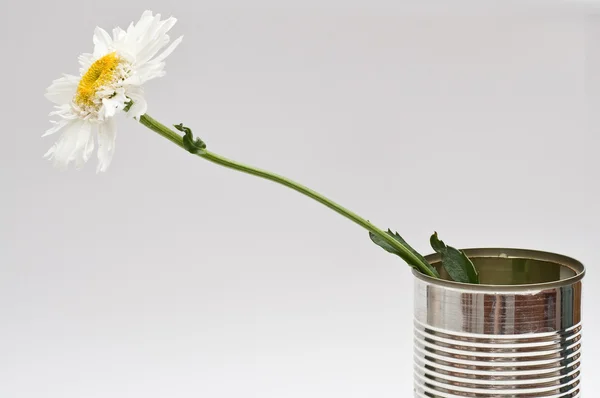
(425, 248, 584, 286)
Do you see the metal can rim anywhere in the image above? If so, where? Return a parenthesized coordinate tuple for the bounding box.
(415, 247, 585, 291)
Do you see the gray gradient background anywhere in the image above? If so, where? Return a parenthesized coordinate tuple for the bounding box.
(2, 1, 599, 397)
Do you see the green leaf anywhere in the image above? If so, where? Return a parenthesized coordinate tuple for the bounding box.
(174, 123, 207, 154)
(429, 232, 479, 284)
(369, 229, 440, 277)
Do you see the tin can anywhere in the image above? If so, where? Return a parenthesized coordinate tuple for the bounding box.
(413, 248, 585, 397)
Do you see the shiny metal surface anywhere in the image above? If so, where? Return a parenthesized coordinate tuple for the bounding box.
(413, 248, 585, 397)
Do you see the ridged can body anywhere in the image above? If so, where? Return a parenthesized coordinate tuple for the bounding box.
(413, 248, 584, 398)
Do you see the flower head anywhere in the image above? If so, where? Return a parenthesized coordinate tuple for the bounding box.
(44, 10, 183, 172)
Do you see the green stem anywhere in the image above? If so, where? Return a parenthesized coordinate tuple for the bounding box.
(139, 113, 439, 278)
(139, 113, 186, 149)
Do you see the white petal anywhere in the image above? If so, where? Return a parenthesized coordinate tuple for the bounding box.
(135, 34, 169, 65)
(93, 27, 113, 58)
(127, 11, 155, 47)
(140, 68, 166, 83)
(84, 129, 95, 161)
(99, 88, 127, 120)
(97, 118, 117, 173)
(112, 27, 126, 42)
(45, 74, 78, 105)
(126, 61, 166, 85)
(125, 87, 147, 118)
(154, 17, 177, 39)
(142, 14, 163, 45)
(121, 21, 135, 50)
(78, 53, 94, 73)
(121, 74, 143, 86)
(49, 104, 79, 120)
(44, 120, 92, 170)
(121, 11, 181, 65)
(152, 35, 183, 64)
(43, 119, 69, 137)
(136, 34, 182, 67)
(140, 10, 154, 20)
(75, 126, 95, 168)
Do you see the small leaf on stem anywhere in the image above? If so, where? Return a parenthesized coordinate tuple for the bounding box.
(430, 232, 479, 284)
(174, 123, 207, 154)
(369, 229, 440, 277)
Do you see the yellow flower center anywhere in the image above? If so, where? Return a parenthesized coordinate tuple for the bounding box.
(75, 52, 122, 107)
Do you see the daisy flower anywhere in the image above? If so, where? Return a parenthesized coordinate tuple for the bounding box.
(44, 10, 183, 172)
